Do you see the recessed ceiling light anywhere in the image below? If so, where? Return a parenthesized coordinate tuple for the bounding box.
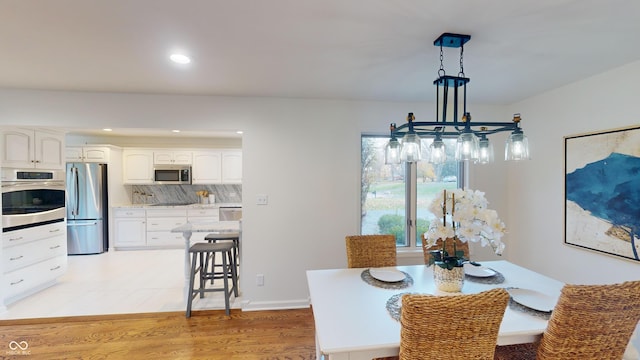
(103, 128, 113, 132)
(172, 130, 181, 133)
(236, 131, 244, 134)
(170, 54, 191, 64)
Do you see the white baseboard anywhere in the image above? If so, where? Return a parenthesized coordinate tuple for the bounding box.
(240, 298, 310, 311)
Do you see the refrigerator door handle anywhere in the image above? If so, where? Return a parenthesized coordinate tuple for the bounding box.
(73, 166, 80, 216)
(68, 221, 98, 226)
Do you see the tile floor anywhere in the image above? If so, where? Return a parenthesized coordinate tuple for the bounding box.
(0, 249, 241, 320)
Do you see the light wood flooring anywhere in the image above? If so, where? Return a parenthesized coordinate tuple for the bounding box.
(0, 308, 317, 359)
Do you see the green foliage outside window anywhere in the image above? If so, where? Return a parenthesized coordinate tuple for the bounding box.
(378, 214, 430, 245)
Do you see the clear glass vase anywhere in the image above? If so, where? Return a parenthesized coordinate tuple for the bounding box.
(433, 264, 464, 292)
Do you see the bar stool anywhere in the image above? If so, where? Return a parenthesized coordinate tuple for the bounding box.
(186, 242, 238, 317)
(204, 232, 240, 280)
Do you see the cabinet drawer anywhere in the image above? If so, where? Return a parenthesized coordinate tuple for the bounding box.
(146, 217, 187, 231)
(3, 222, 66, 248)
(3, 235, 66, 273)
(187, 208, 219, 220)
(146, 209, 187, 217)
(3, 256, 67, 300)
(146, 232, 185, 247)
(114, 209, 145, 218)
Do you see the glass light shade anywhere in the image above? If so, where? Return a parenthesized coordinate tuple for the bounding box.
(428, 138, 446, 164)
(505, 131, 530, 161)
(455, 132, 479, 161)
(477, 137, 494, 164)
(384, 138, 401, 164)
(400, 133, 421, 162)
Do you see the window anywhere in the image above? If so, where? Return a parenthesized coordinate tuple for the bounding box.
(361, 136, 461, 248)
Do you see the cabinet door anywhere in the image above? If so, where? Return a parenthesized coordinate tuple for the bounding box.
(172, 151, 192, 165)
(123, 150, 154, 184)
(83, 147, 110, 162)
(153, 151, 174, 165)
(35, 130, 65, 169)
(65, 147, 84, 162)
(192, 151, 222, 184)
(222, 151, 242, 183)
(1, 129, 34, 168)
(114, 218, 146, 247)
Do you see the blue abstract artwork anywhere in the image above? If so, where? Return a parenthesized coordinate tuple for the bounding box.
(565, 127, 640, 262)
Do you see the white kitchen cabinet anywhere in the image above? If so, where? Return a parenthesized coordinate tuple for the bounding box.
(66, 146, 110, 163)
(153, 150, 192, 165)
(192, 149, 242, 184)
(1, 128, 65, 169)
(192, 151, 222, 184)
(146, 209, 187, 248)
(1, 221, 67, 305)
(122, 149, 154, 184)
(221, 150, 242, 183)
(113, 209, 146, 248)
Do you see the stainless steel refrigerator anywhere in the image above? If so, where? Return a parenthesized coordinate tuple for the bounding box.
(66, 163, 108, 255)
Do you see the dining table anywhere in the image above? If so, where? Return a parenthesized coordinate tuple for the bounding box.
(171, 220, 241, 304)
(306, 260, 564, 360)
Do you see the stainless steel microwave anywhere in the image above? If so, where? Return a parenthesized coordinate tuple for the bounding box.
(153, 165, 191, 184)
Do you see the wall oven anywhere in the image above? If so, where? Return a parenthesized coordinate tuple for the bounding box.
(2, 169, 66, 232)
(153, 165, 191, 184)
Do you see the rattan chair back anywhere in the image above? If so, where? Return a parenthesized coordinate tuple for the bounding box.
(345, 234, 396, 268)
(494, 280, 640, 360)
(537, 280, 640, 359)
(421, 233, 470, 264)
(399, 288, 509, 360)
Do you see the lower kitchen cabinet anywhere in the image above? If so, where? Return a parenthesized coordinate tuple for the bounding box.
(1, 221, 67, 306)
(146, 209, 187, 247)
(113, 209, 146, 248)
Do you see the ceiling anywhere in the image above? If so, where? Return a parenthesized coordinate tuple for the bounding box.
(2, 1, 640, 114)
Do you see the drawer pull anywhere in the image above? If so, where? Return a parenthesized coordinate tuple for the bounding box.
(9, 236, 24, 242)
(50, 228, 61, 233)
(50, 245, 61, 249)
(9, 255, 24, 261)
(50, 265, 61, 271)
(10, 279, 24, 285)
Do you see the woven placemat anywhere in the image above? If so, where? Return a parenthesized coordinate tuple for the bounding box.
(386, 292, 411, 321)
(508, 298, 552, 319)
(464, 268, 505, 284)
(361, 269, 414, 290)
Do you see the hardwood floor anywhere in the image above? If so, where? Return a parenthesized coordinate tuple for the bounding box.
(0, 308, 317, 359)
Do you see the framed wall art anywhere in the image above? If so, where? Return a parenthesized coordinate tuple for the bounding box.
(564, 125, 640, 262)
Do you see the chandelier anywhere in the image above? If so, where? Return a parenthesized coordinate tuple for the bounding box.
(385, 33, 530, 165)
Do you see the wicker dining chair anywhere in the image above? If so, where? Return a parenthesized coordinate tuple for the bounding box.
(420, 233, 470, 265)
(345, 234, 397, 268)
(395, 288, 509, 360)
(494, 280, 640, 360)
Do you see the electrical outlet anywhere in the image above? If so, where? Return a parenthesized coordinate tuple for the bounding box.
(256, 195, 268, 205)
(256, 274, 264, 286)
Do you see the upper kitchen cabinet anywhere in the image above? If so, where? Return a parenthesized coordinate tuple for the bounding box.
(66, 146, 110, 163)
(153, 150, 192, 165)
(192, 150, 242, 184)
(192, 150, 221, 184)
(122, 149, 154, 184)
(221, 150, 242, 183)
(1, 128, 65, 170)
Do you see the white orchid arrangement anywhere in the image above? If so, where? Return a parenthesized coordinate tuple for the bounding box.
(425, 188, 506, 266)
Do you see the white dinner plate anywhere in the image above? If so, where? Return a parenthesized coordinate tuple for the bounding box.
(463, 263, 496, 278)
(507, 288, 556, 312)
(369, 268, 406, 282)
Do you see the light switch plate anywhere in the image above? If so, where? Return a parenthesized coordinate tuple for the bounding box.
(256, 195, 268, 205)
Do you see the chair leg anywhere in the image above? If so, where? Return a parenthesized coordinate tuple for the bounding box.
(222, 250, 230, 316)
(228, 249, 239, 297)
(186, 251, 198, 318)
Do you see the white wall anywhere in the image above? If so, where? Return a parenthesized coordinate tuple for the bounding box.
(506, 60, 640, 284)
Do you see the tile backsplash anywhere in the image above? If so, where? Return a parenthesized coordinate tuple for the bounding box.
(129, 184, 242, 205)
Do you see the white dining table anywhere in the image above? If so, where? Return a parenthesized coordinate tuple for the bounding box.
(171, 220, 241, 304)
(306, 260, 564, 360)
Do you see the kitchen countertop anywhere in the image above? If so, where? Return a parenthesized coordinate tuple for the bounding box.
(113, 202, 242, 209)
